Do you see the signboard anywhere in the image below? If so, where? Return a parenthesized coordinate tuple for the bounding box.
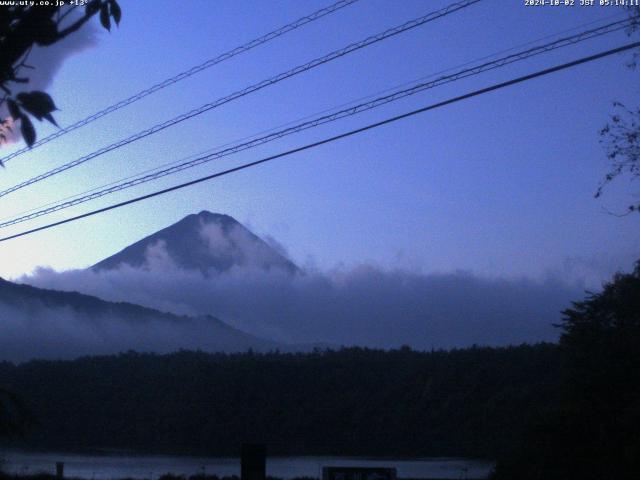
(322, 467, 397, 480)
(241, 444, 266, 480)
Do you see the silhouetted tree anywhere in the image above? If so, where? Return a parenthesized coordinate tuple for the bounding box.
(558, 261, 640, 478)
(0, 0, 121, 152)
(492, 262, 640, 480)
(597, 6, 640, 212)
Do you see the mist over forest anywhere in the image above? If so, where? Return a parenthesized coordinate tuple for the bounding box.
(15, 214, 584, 353)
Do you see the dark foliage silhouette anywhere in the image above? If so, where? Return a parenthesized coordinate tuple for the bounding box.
(0, 344, 560, 457)
(597, 6, 640, 212)
(0, 0, 121, 151)
(492, 262, 640, 480)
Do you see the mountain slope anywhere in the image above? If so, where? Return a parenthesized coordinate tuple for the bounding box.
(0, 278, 280, 362)
(92, 211, 298, 274)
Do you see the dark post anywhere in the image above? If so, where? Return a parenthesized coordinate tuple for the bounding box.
(55, 462, 64, 479)
(241, 444, 266, 480)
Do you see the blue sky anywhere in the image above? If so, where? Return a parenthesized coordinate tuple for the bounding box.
(0, 0, 638, 282)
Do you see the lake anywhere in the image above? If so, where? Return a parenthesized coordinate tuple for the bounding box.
(0, 451, 494, 480)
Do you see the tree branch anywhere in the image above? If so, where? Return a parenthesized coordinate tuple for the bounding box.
(55, 9, 96, 41)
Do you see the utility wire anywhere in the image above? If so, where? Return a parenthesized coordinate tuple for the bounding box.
(3, 10, 627, 225)
(18, 3, 620, 213)
(0, 12, 629, 223)
(8, 6, 627, 222)
(0, 0, 482, 200)
(0, 0, 360, 164)
(1, 41, 637, 244)
(0, 16, 631, 229)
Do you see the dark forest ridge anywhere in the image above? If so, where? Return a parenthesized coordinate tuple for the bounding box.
(0, 345, 560, 458)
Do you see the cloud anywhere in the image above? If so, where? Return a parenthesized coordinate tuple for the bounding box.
(198, 219, 296, 272)
(552, 252, 640, 290)
(21, 234, 585, 350)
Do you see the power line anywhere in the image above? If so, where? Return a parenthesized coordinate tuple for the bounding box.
(4, 10, 627, 194)
(0, 0, 360, 164)
(1, 40, 637, 244)
(0, 16, 631, 229)
(24, 0, 591, 221)
(0, 0, 482, 200)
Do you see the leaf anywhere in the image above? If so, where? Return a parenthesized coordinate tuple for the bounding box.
(109, 0, 122, 25)
(19, 114, 36, 147)
(7, 98, 20, 119)
(34, 19, 58, 46)
(100, 3, 111, 31)
(43, 112, 59, 127)
(16, 91, 57, 121)
(86, 0, 101, 15)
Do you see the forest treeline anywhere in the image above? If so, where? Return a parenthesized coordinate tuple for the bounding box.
(0, 344, 560, 458)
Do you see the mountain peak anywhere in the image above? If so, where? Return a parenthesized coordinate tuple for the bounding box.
(92, 212, 297, 274)
(194, 210, 233, 222)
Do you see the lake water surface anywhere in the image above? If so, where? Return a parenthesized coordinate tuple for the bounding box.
(0, 451, 493, 480)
